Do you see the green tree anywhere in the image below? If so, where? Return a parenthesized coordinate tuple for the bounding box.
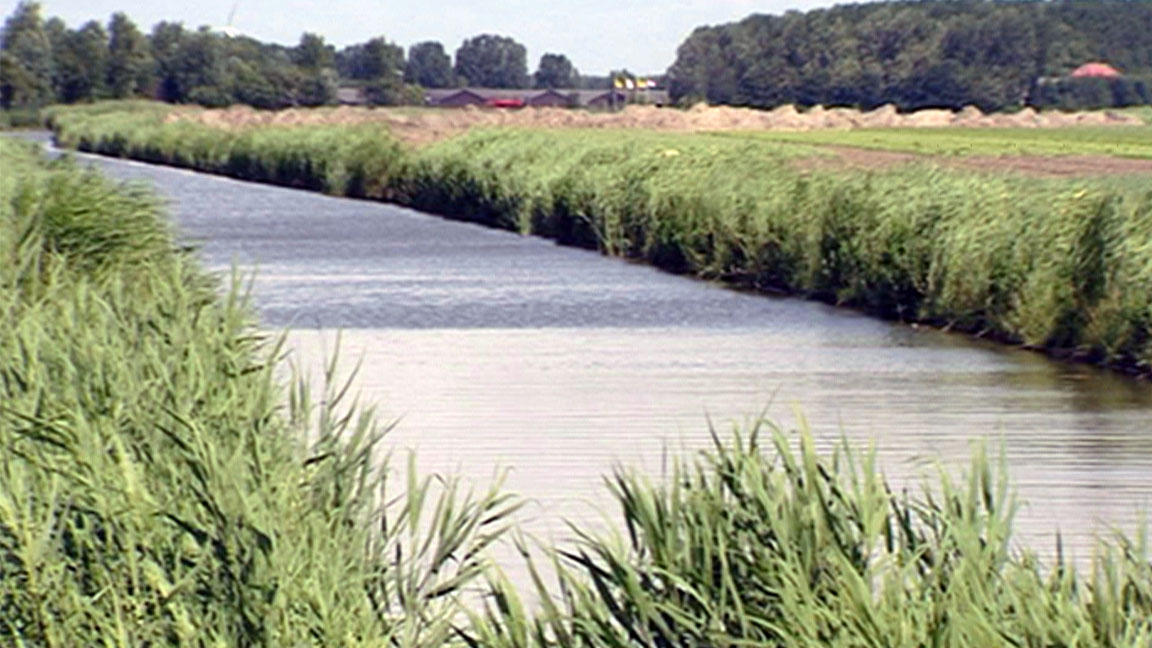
(106, 12, 153, 98)
(218, 36, 293, 109)
(667, 1, 1152, 111)
(404, 41, 454, 88)
(293, 67, 337, 106)
(55, 21, 109, 103)
(158, 27, 228, 106)
(339, 37, 403, 81)
(292, 32, 336, 106)
(42, 15, 66, 98)
(364, 38, 408, 104)
(180, 29, 229, 106)
(533, 52, 578, 89)
(151, 21, 187, 102)
(454, 34, 528, 88)
(294, 32, 333, 70)
(0, 1, 55, 109)
(667, 26, 737, 104)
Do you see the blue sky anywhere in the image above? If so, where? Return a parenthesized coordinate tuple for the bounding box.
(25, 0, 842, 75)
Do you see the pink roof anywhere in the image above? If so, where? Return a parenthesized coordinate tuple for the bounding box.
(1070, 62, 1122, 78)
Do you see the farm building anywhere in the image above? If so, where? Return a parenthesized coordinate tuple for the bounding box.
(424, 88, 670, 109)
(527, 89, 573, 107)
(335, 86, 368, 105)
(577, 89, 670, 108)
(425, 88, 491, 107)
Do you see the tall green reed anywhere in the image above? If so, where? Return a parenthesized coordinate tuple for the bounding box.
(1, 137, 518, 646)
(467, 422, 1152, 647)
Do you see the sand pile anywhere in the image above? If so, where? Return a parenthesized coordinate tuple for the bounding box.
(170, 102, 1146, 145)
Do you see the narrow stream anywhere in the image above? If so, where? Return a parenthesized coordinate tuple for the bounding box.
(39, 134, 1152, 567)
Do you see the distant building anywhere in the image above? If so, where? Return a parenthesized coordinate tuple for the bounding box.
(424, 87, 670, 109)
(569, 89, 627, 109)
(1070, 62, 1122, 78)
(527, 89, 573, 107)
(336, 86, 368, 105)
(582, 89, 670, 108)
(1028, 61, 1131, 108)
(1032, 61, 1124, 94)
(424, 88, 485, 107)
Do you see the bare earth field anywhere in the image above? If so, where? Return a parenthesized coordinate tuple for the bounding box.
(167, 102, 1152, 177)
(797, 146, 1152, 177)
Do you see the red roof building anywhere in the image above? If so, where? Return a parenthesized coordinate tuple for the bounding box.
(1070, 62, 1122, 78)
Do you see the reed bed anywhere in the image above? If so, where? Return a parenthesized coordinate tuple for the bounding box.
(468, 423, 1152, 647)
(0, 138, 519, 646)
(3, 135, 1152, 643)
(49, 104, 1152, 375)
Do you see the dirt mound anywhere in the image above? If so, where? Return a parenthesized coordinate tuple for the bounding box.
(170, 102, 1147, 146)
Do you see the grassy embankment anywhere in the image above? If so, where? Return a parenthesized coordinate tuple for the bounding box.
(0, 136, 519, 646)
(47, 102, 1152, 376)
(0, 107, 44, 130)
(3, 132, 1152, 644)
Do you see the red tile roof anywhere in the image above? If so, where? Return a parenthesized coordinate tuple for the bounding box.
(1070, 62, 1122, 78)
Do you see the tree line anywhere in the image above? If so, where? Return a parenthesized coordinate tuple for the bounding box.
(667, 0, 1152, 112)
(1, 1, 588, 111)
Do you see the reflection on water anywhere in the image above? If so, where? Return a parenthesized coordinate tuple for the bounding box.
(57, 136, 1152, 567)
(282, 327, 1152, 564)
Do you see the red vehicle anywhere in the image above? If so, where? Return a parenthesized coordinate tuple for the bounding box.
(486, 98, 526, 109)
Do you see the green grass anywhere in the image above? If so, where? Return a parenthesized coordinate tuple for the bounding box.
(39, 99, 179, 125)
(3, 133, 1151, 644)
(46, 103, 1152, 378)
(1117, 106, 1152, 125)
(0, 107, 43, 130)
(738, 125, 1152, 158)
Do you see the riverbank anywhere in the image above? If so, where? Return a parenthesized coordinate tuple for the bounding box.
(0, 137, 516, 644)
(46, 102, 1152, 378)
(4, 134, 1152, 645)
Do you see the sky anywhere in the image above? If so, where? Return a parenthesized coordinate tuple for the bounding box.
(19, 0, 842, 75)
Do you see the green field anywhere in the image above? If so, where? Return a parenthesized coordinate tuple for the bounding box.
(1119, 105, 1152, 125)
(738, 124, 1152, 158)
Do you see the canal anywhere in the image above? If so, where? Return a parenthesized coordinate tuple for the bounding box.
(43, 134, 1152, 567)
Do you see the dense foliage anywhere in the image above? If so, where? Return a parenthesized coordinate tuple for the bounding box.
(0, 2, 582, 113)
(336, 36, 417, 105)
(534, 53, 580, 89)
(405, 41, 457, 89)
(0, 1, 54, 108)
(455, 34, 531, 89)
(668, 0, 1152, 111)
(1, 2, 343, 110)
